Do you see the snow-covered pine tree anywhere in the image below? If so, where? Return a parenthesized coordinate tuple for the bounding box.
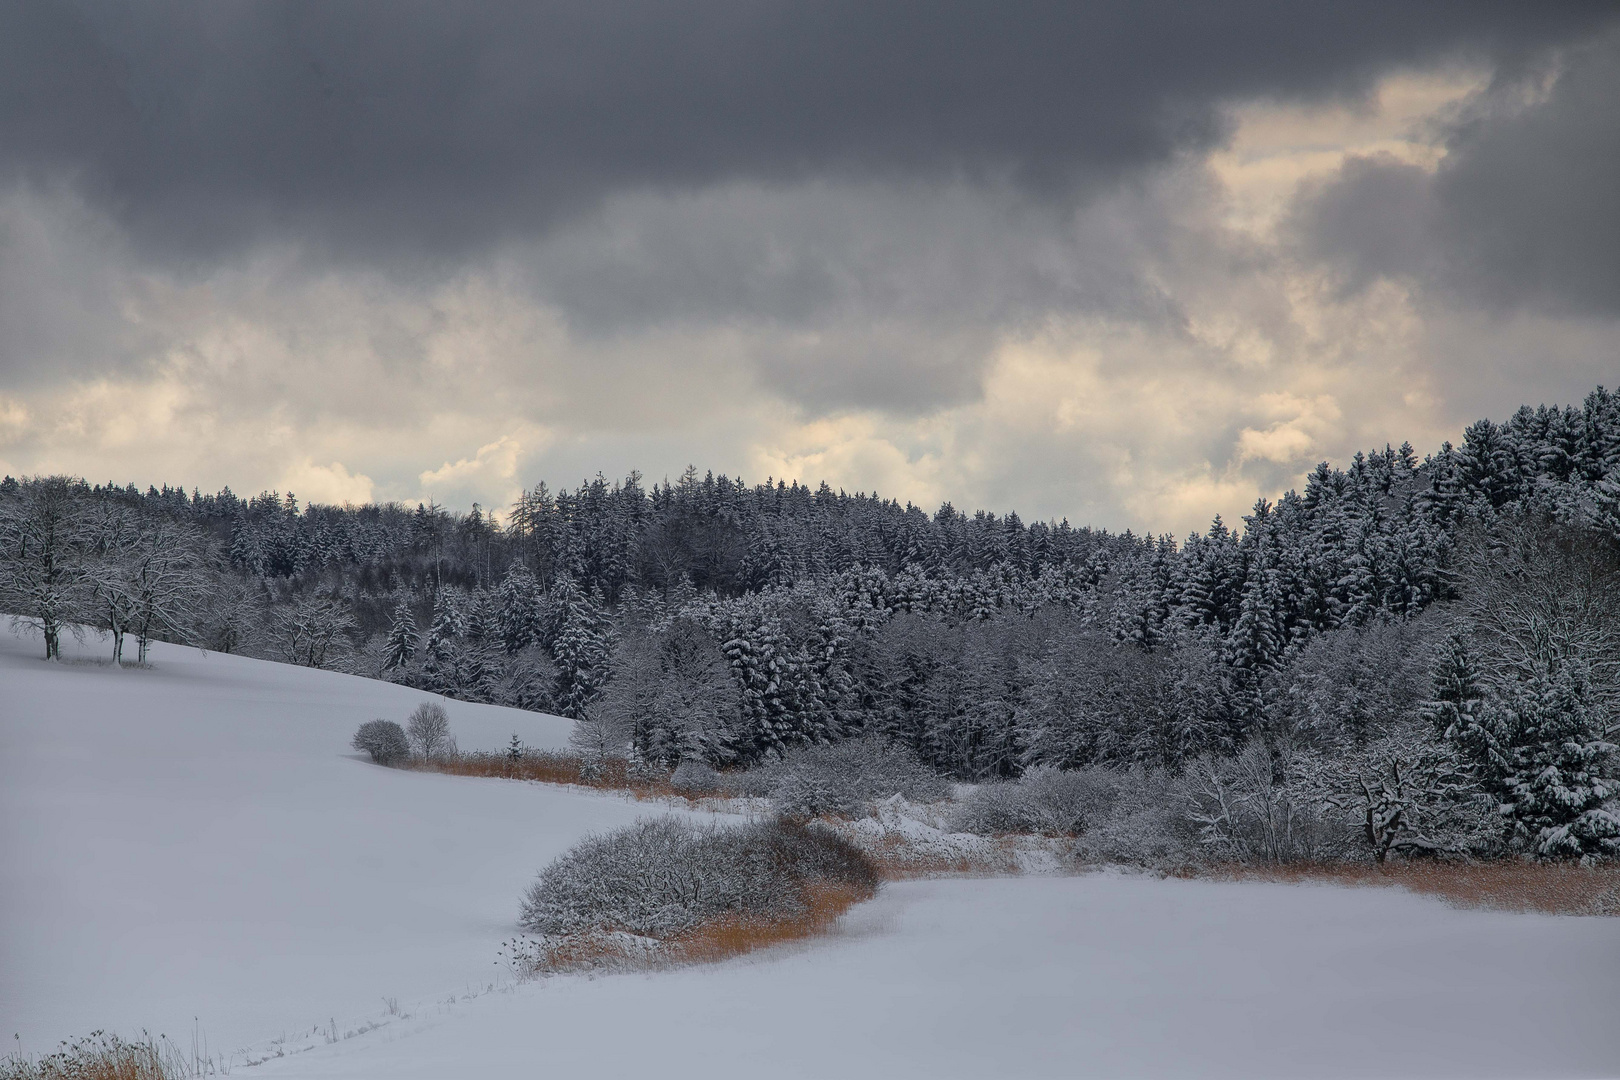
(382, 601, 419, 672)
(1424, 632, 1488, 748)
(1485, 662, 1619, 859)
(497, 565, 546, 653)
(549, 578, 612, 720)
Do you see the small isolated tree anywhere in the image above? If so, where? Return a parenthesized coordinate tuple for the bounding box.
(352, 719, 409, 764)
(407, 700, 452, 760)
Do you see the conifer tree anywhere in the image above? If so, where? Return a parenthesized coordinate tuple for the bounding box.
(382, 601, 419, 672)
(1481, 663, 1619, 859)
(549, 578, 612, 719)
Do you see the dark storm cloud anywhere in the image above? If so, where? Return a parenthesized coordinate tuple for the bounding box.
(1, 0, 1607, 263)
(1292, 26, 1620, 316)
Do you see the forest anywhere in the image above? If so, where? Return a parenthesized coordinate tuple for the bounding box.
(3, 387, 1618, 863)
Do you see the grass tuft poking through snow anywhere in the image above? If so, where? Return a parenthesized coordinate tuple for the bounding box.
(1, 1032, 185, 1080)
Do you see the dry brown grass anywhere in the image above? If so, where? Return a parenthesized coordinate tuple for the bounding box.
(857, 832, 1020, 880)
(407, 751, 682, 800)
(670, 883, 874, 963)
(1212, 859, 1620, 916)
(1, 1033, 180, 1080)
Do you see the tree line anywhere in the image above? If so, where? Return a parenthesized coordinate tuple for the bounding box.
(3, 387, 1617, 858)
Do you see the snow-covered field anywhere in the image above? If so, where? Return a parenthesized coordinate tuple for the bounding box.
(5, 629, 1619, 1078)
(0, 630, 661, 1058)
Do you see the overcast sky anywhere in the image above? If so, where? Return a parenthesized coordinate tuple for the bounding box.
(1, 2, 1616, 535)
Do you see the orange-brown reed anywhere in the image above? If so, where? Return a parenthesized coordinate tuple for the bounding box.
(406, 751, 681, 800)
(1210, 859, 1620, 916)
(853, 831, 1023, 880)
(669, 883, 874, 964)
(1, 1032, 177, 1080)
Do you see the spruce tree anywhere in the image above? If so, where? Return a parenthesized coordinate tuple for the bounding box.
(1487, 663, 1619, 859)
(382, 601, 419, 672)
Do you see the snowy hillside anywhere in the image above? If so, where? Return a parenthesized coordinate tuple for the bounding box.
(0, 630, 662, 1057)
(4, 629, 1619, 1078)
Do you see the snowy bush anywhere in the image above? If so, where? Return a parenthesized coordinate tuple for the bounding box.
(1072, 772, 1205, 870)
(761, 737, 951, 818)
(1184, 743, 1358, 864)
(351, 719, 409, 765)
(670, 758, 722, 794)
(952, 766, 1116, 836)
(947, 766, 1207, 868)
(406, 700, 452, 760)
(519, 816, 876, 939)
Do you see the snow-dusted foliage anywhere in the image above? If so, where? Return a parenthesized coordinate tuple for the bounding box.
(952, 766, 1110, 836)
(759, 737, 950, 819)
(517, 817, 876, 938)
(585, 614, 741, 766)
(669, 758, 723, 794)
(351, 719, 410, 765)
(1184, 743, 1362, 863)
(0, 477, 96, 660)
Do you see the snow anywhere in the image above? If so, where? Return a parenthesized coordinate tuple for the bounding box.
(0, 629, 668, 1057)
(5, 627, 1619, 1078)
(257, 876, 1620, 1080)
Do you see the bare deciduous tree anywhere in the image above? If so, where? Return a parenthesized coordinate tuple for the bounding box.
(0, 476, 94, 660)
(271, 592, 357, 668)
(407, 701, 451, 760)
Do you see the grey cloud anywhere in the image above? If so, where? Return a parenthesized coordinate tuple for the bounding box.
(1291, 26, 1620, 316)
(1, 1, 1606, 265)
(0, 186, 146, 386)
(516, 181, 1180, 413)
(1289, 155, 1434, 296)
(1431, 29, 1620, 315)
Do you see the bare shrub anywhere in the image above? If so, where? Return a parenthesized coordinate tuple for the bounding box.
(351, 719, 409, 764)
(1072, 771, 1204, 871)
(760, 737, 950, 818)
(518, 816, 876, 942)
(948, 765, 1205, 870)
(670, 758, 722, 794)
(406, 701, 451, 760)
(952, 766, 1117, 836)
(1184, 743, 1357, 864)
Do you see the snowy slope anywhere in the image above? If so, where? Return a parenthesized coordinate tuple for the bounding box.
(5, 628, 1619, 1078)
(0, 629, 669, 1058)
(260, 875, 1620, 1080)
